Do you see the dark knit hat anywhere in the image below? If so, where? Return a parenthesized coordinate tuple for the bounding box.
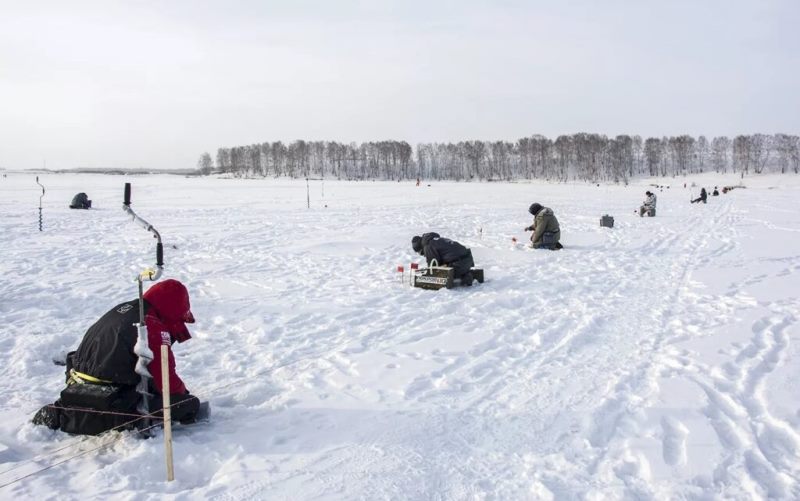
(528, 203, 543, 215)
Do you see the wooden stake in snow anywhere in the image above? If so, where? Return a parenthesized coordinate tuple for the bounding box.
(161, 344, 175, 482)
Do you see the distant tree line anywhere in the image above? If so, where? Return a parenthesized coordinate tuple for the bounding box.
(198, 133, 800, 182)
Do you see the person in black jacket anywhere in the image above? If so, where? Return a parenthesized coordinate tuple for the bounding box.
(412, 233, 475, 286)
(691, 188, 708, 204)
(32, 279, 200, 435)
(69, 192, 92, 209)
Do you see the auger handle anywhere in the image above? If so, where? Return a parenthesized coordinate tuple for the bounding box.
(123, 182, 164, 282)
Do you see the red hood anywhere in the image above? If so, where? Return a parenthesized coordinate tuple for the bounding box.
(143, 279, 195, 343)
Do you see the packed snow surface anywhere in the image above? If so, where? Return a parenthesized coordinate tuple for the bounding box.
(1, 172, 799, 499)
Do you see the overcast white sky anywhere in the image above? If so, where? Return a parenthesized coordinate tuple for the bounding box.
(1, 0, 798, 170)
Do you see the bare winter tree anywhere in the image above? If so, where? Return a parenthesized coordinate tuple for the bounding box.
(670, 135, 695, 176)
(554, 135, 572, 182)
(774, 134, 800, 174)
(216, 148, 231, 174)
(259, 143, 271, 176)
(711, 136, 731, 173)
(398, 141, 412, 179)
(632, 135, 644, 177)
(733, 135, 751, 175)
(247, 144, 260, 178)
(517, 137, 531, 178)
(696, 136, 708, 173)
(271, 141, 287, 177)
(791, 136, 800, 174)
(659, 137, 670, 177)
(644, 138, 661, 177)
(197, 152, 214, 175)
(573, 133, 606, 181)
(609, 135, 633, 184)
(530, 135, 553, 179)
(750, 134, 772, 174)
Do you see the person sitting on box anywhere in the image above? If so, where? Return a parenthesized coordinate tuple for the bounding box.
(638, 191, 657, 217)
(32, 279, 200, 435)
(411, 233, 475, 286)
(525, 203, 563, 249)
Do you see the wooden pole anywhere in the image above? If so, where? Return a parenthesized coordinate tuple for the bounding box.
(161, 344, 175, 482)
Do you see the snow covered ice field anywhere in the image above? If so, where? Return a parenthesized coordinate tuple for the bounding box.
(0, 172, 799, 500)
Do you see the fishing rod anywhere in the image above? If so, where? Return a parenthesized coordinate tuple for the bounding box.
(122, 182, 164, 435)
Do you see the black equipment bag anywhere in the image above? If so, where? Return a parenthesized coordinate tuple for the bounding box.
(60, 383, 125, 410)
(56, 386, 141, 435)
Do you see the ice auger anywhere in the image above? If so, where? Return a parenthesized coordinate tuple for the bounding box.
(122, 182, 164, 434)
(36, 176, 45, 231)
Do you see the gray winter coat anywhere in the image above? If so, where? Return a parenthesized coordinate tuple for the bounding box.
(531, 207, 560, 248)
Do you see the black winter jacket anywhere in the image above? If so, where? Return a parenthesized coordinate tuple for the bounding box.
(71, 299, 149, 386)
(420, 233, 471, 266)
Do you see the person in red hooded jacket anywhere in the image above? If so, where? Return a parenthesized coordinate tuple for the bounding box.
(33, 279, 200, 435)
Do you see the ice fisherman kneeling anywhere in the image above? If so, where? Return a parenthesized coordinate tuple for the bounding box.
(33, 279, 201, 435)
(412, 233, 476, 286)
(525, 203, 563, 249)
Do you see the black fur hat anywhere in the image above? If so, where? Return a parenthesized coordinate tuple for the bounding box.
(528, 203, 543, 215)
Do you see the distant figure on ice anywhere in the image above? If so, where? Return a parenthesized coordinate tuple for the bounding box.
(712, 186, 719, 196)
(33, 279, 200, 435)
(639, 191, 657, 217)
(69, 192, 92, 209)
(525, 203, 562, 250)
(691, 188, 708, 204)
(412, 233, 476, 285)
